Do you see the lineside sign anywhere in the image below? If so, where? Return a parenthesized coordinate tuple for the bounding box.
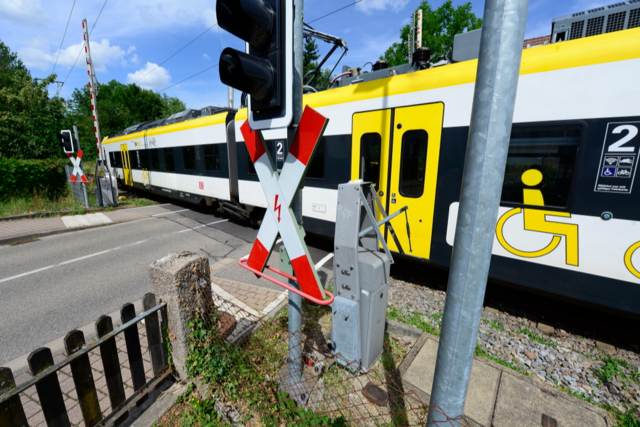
(241, 106, 328, 300)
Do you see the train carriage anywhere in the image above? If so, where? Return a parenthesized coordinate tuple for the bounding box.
(102, 24, 640, 316)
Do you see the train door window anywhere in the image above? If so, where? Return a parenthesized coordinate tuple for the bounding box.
(204, 145, 221, 173)
(501, 124, 581, 208)
(150, 149, 160, 171)
(360, 133, 382, 189)
(183, 146, 197, 171)
(399, 130, 428, 198)
(164, 148, 175, 172)
(306, 139, 325, 179)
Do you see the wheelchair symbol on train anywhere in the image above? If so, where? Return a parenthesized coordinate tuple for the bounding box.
(495, 169, 579, 266)
(625, 241, 640, 279)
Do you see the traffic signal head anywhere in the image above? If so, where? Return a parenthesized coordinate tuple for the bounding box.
(217, 0, 292, 130)
(57, 130, 74, 153)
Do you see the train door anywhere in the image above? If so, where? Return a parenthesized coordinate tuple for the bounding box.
(120, 144, 133, 186)
(352, 103, 444, 259)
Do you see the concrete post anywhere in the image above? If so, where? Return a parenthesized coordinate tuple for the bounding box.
(148, 252, 212, 379)
(428, 0, 529, 424)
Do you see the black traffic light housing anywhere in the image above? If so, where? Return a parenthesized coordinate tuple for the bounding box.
(57, 130, 74, 154)
(217, 0, 292, 129)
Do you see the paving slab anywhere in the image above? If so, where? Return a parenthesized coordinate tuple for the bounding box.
(492, 372, 607, 427)
(403, 338, 500, 426)
(401, 333, 610, 427)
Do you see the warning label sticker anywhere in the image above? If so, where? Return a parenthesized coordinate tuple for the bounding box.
(594, 122, 640, 194)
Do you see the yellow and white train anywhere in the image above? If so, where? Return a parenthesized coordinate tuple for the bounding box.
(103, 7, 640, 316)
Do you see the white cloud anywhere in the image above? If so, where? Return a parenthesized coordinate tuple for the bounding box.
(0, 0, 45, 26)
(202, 7, 216, 27)
(19, 38, 133, 72)
(202, 53, 211, 60)
(355, 0, 409, 14)
(126, 62, 171, 90)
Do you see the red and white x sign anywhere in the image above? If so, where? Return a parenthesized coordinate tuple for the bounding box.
(241, 106, 329, 301)
(67, 150, 89, 183)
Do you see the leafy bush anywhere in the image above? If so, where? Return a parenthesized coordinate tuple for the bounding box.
(0, 158, 68, 200)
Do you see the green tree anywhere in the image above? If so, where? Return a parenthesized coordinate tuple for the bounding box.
(381, 1, 482, 66)
(0, 40, 69, 160)
(67, 81, 187, 159)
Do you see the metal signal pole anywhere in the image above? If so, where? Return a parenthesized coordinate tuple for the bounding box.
(286, 0, 305, 397)
(427, 0, 528, 424)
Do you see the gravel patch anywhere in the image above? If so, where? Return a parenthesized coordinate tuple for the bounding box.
(388, 278, 640, 416)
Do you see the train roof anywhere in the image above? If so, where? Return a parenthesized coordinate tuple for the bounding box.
(235, 26, 640, 121)
(103, 110, 231, 145)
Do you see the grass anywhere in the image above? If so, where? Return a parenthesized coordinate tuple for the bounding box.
(0, 192, 87, 217)
(386, 306, 441, 336)
(0, 179, 156, 218)
(489, 320, 504, 331)
(518, 328, 557, 347)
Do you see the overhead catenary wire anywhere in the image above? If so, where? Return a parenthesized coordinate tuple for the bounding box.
(52, 0, 77, 75)
(60, 0, 109, 92)
(157, 63, 218, 93)
(132, 22, 219, 86)
(308, 0, 365, 24)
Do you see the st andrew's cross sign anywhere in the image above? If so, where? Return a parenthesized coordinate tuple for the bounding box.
(241, 106, 328, 301)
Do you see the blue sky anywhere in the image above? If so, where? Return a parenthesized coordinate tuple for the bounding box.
(0, 0, 614, 110)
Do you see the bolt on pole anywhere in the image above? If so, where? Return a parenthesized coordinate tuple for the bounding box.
(427, 0, 528, 424)
(287, 0, 305, 388)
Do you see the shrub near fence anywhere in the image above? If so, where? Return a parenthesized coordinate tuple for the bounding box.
(0, 158, 68, 200)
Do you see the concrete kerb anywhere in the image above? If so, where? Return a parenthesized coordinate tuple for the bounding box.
(393, 323, 614, 427)
(0, 203, 173, 246)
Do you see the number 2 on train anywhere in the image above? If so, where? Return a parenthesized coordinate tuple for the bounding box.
(608, 125, 638, 153)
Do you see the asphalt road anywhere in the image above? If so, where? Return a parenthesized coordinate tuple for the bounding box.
(0, 205, 331, 365)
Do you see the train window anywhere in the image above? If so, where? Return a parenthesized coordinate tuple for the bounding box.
(306, 139, 325, 179)
(138, 150, 149, 170)
(164, 148, 175, 172)
(150, 149, 160, 171)
(360, 133, 382, 189)
(399, 130, 428, 198)
(246, 152, 257, 175)
(109, 152, 116, 168)
(113, 152, 123, 168)
(183, 146, 197, 171)
(501, 125, 581, 208)
(204, 145, 221, 173)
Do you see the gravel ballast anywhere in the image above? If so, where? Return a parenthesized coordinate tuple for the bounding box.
(387, 278, 640, 416)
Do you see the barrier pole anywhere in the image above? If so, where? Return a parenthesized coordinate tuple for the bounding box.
(427, 0, 528, 424)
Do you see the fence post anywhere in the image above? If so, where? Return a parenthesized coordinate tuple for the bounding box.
(95, 315, 128, 422)
(27, 348, 71, 427)
(0, 367, 29, 427)
(148, 252, 212, 379)
(142, 293, 166, 376)
(64, 330, 102, 427)
(121, 303, 147, 396)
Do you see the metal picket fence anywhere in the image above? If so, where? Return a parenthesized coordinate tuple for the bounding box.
(64, 165, 90, 208)
(0, 293, 170, 427)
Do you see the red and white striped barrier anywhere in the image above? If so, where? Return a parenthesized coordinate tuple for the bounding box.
(82, 19, 101, 154)
(240, 106, 328, 301)
(68, 150, 89, 183)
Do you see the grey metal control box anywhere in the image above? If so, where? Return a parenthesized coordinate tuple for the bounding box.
(332, 181, 398, 371)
